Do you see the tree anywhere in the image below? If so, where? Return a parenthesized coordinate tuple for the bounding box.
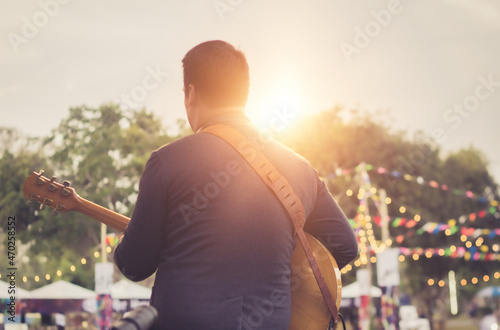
(278, 107, 499, 322)
(8, 104, 180, 289)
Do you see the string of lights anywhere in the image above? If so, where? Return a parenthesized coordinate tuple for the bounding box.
(326, 163, 499, 206)
(13, 164, 499, 288)
(426, 272, 500, 287)
(0, 237, 119, 286)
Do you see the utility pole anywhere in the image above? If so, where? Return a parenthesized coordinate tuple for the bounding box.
(358, 163, 374, 330)
(96, 223, 113, 329)
(377, 188, 400, 329)
(101, 223, 107, 263)
(379, 189, 389, 243)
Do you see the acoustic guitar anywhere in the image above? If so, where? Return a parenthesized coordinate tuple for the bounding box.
(23, 170, 342, 329)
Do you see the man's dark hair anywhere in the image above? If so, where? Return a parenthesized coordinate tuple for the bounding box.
(182, 40, 249, 108)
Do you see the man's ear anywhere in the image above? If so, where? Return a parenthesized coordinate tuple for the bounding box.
(184, 84, 196, 108)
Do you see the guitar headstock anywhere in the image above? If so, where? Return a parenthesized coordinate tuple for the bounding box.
(23, 170, 81, 215)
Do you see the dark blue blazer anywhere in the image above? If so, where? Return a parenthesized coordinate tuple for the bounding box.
(114, 113, 358, 329)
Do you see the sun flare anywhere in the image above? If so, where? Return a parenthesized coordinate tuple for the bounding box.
(247, 79, 305, 133)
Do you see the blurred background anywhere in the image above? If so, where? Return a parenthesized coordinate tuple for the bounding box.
(1, 1, 499, 329)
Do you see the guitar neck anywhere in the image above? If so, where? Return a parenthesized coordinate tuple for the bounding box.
(78, 198, 130, 232)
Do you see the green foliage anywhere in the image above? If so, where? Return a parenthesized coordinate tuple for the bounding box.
(278, 107, 499, 319)
(0, 150, 46, 232)
(0, 104, 179, 289)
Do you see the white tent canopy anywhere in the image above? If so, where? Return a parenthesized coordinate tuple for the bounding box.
(0, 280, 30, 299)
(29, 280, 96, 299)
(111, 279, 152, 299)
(342, 281, 382, 299)
(476, 286, 500, 298)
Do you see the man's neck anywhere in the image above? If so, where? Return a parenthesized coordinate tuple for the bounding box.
(194, 106, 246, 132)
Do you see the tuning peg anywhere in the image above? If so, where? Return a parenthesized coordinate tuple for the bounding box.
(61, 181, 72, 196)
(42, 197, 53, 206)
(39, 203, 46, 210)
(28, 194, 40, 206)
(36, 172, 48, 185)
(52, 203, 66, 216)
(48, 176, 58, 191)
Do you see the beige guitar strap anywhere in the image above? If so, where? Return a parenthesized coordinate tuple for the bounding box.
(201, 124, 339, 327)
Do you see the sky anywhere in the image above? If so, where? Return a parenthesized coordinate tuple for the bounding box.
(1, 0, 500, 183)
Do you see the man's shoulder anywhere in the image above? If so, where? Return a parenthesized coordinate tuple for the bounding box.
(154, 133, 206, 154)
(153, 130, 318, 180)
(152, 132, 238, 171)
(271, 139, 311, 164)
(265, 138, 315, 171)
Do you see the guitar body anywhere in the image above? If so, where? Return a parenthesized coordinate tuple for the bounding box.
(24, 170, 342, 330)
(290, 234, 342, 330)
